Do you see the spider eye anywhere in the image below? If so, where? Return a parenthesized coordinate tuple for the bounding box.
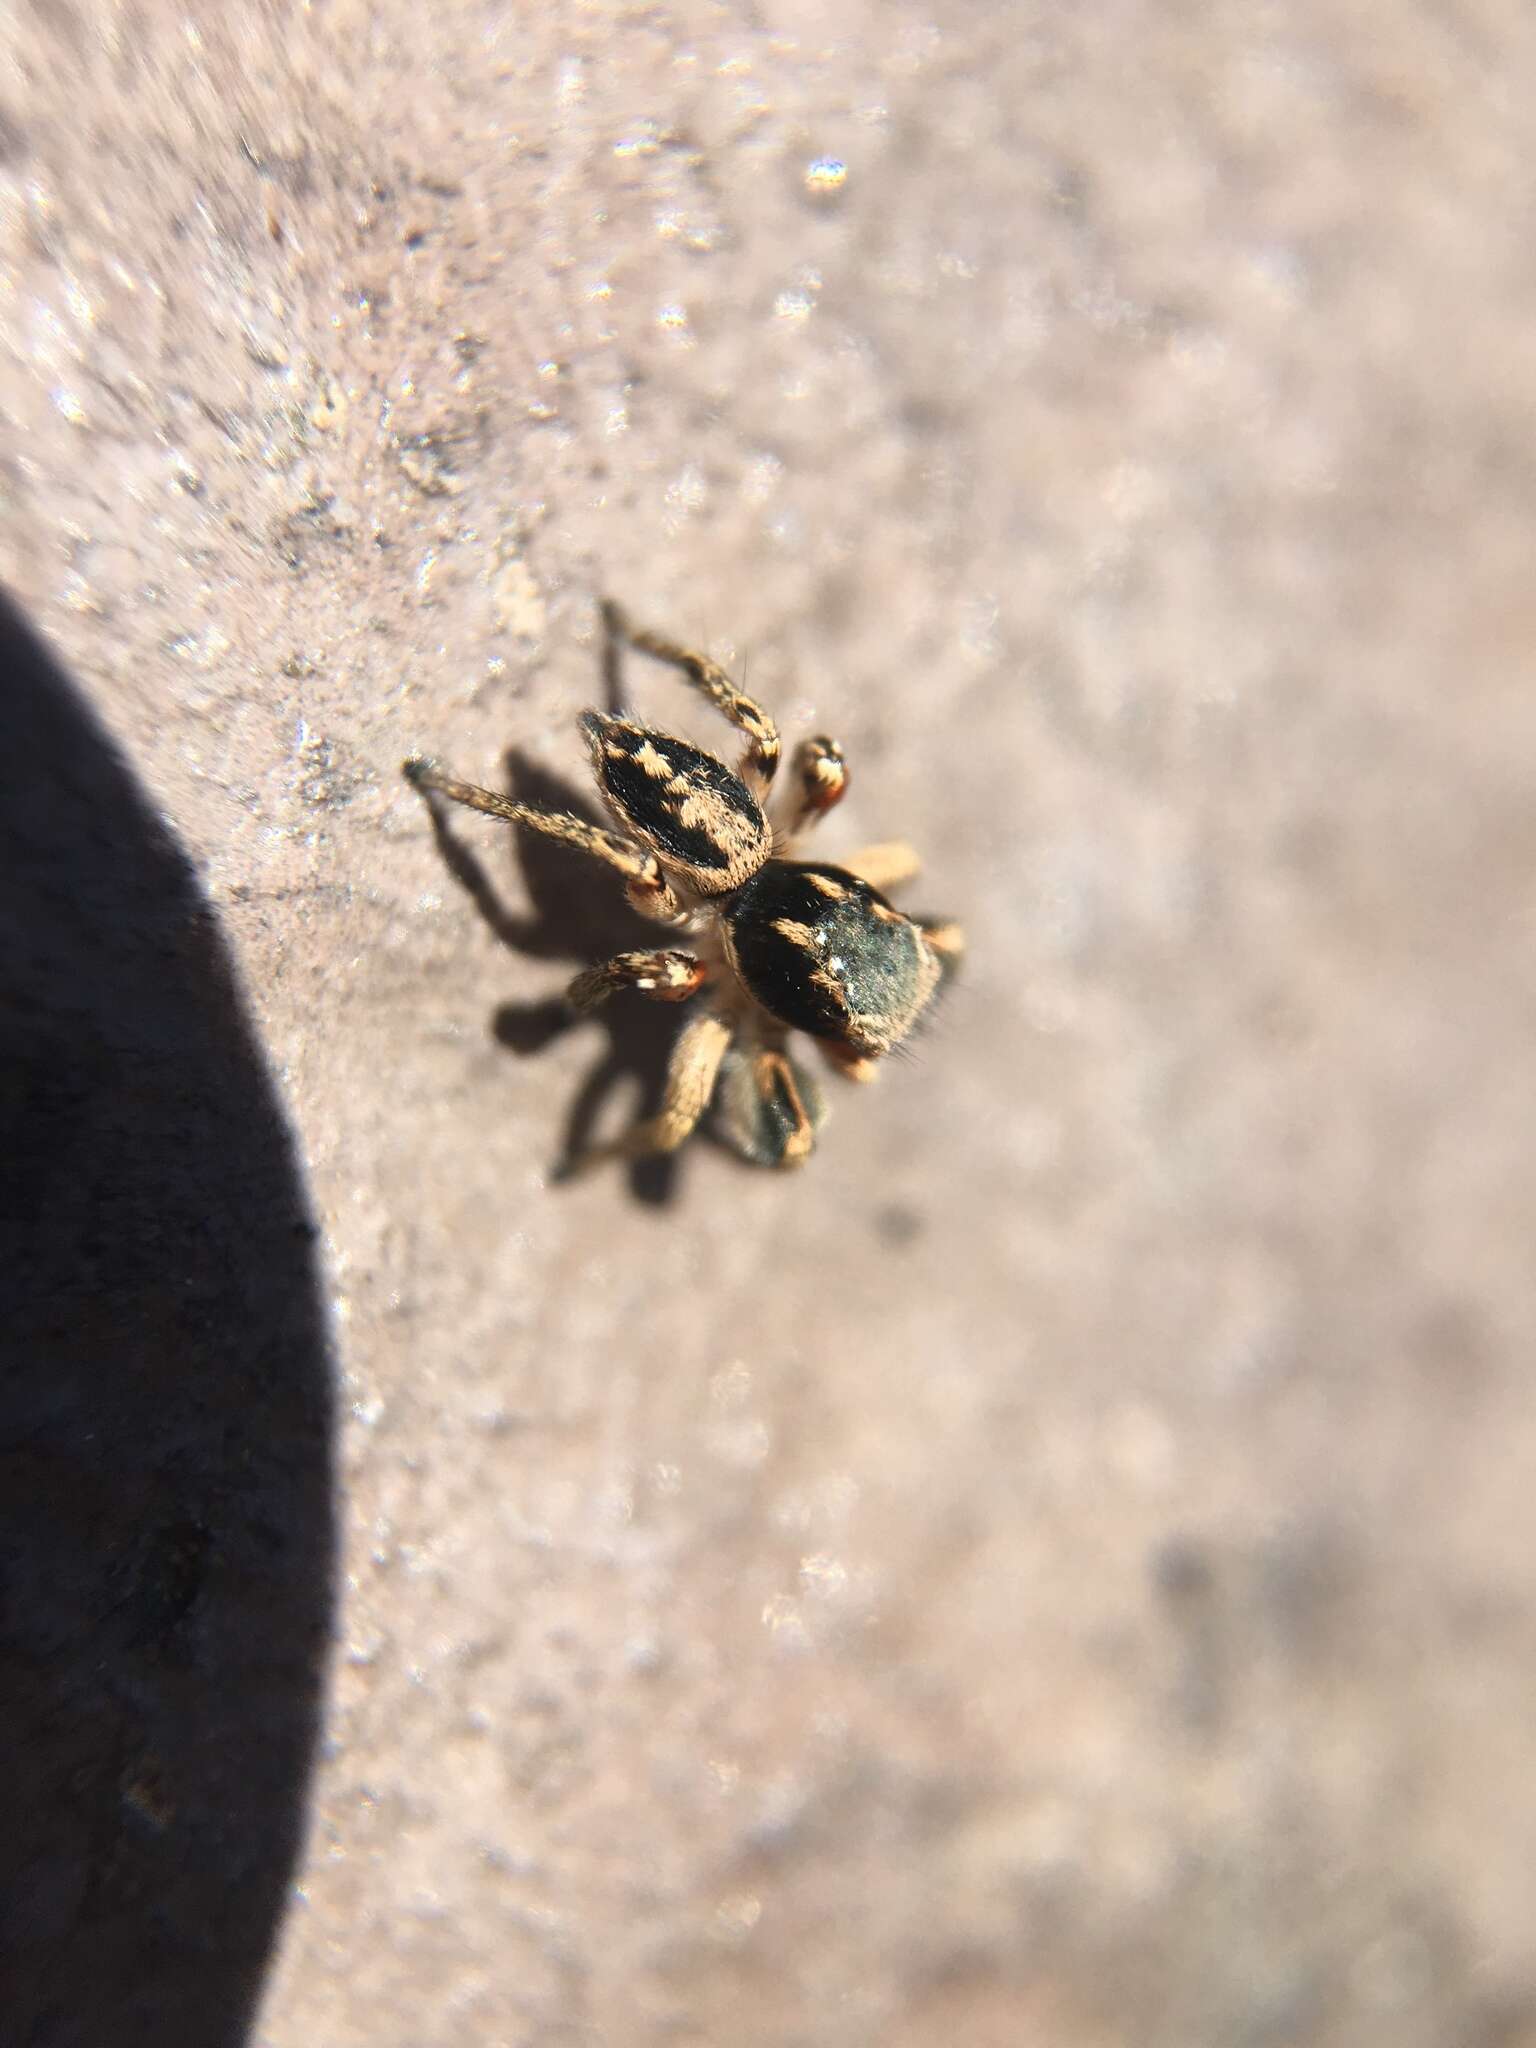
(724, 861, 943, 1057)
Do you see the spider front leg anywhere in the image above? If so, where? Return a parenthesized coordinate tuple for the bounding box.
(403, 758, 689, 924)
(602, 601, 780, 795)
(563, 1009, 734, 1174)
(567, 950, 707, 1013)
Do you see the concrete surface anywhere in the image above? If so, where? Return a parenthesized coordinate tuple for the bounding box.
(2, 3, 1534, 2045)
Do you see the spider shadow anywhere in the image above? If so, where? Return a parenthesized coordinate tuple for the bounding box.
(419, 749, 688, 1207)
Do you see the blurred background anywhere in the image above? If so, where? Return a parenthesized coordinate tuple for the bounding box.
(3, 3, 1534, 2044)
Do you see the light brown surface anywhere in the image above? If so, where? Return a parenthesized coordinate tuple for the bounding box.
(3, 3, 1535, 2043)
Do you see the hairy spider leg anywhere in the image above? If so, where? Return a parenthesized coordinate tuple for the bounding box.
(566, 949, 708, 1013)
(563, 1009, 734, 1172)
(837, 840, 923, 893)
(403, 759, 690, 925)
(602, 601, 781, 795)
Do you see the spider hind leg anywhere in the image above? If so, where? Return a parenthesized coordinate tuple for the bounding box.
(562, 1009, 734, 1174)
(712, 1039, 826, 1169)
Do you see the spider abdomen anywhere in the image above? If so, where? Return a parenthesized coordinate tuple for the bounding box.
(722, 860, 943, 1057)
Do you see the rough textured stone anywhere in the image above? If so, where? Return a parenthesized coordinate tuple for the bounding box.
(2, 4, 1534, 2044)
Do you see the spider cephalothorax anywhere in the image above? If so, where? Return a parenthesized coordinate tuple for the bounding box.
(405, 603, 963, 1171)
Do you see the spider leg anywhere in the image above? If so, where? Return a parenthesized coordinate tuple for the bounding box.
(403, 758, 689, 925)
(566, 949, 707, 1013)
(563, 1009, 733, 1173)
(602, 600, 780, 794)
(920, 918, 965, 961)
(817, 1041, 882, 1084)
(714, 1039, 825, 1167)
(776, 734, 848, 847)
(838, 840, 922, 893)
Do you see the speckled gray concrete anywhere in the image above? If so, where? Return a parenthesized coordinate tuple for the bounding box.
(3, 3, 1535, 2044)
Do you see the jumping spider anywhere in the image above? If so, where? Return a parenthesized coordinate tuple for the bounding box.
(404, 603, 963, 1171)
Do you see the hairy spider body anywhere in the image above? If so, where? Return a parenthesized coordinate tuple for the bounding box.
(405, 605, 963, 1171)
(580, 715, 770, 894)
(722, 860, 943, 1059)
